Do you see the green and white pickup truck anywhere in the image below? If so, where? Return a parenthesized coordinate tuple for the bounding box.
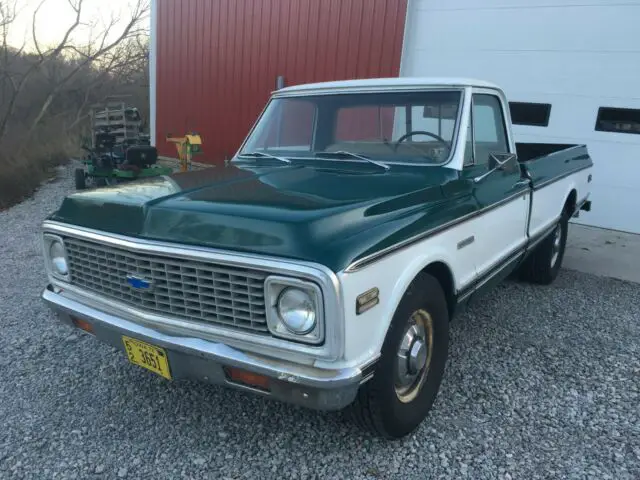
(41, 78, 593, 439)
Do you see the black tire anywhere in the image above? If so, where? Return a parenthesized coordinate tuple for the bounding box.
(74, 168, 86, 190)
(519, 210, 569, 285)
(346, 272, 450, 439)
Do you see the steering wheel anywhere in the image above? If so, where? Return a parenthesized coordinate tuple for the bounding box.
(394, 130, 450, 152)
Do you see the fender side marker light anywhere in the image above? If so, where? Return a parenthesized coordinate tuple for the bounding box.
(356, 288, 380, 315)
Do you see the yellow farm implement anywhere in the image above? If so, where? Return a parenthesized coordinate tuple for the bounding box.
(166, 133, 203, 172)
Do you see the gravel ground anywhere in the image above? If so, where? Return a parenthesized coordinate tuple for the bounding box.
(1, 163, 639, 479)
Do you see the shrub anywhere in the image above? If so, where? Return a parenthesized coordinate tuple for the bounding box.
(0, 124, 79, 209)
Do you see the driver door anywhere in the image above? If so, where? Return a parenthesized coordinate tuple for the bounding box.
(462, 92, 530, 286)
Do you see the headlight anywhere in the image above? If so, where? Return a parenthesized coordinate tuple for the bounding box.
(43, 234, 69, 279)
(49, 241, 68, 275)
(277, 288, 316, 334)
(265, 277, 324, 344)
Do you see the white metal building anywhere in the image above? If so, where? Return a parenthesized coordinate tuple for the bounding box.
(399, 0, 640, 234)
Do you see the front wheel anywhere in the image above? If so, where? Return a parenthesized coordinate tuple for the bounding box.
(346, 272, 450, 439)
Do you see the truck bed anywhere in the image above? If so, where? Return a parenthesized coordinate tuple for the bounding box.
(515, 142, 579, 162)
(518, 143, 592, 193)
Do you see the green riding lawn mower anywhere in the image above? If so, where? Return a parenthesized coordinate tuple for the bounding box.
(74, 101, 173, 190)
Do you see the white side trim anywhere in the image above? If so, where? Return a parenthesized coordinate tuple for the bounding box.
(337, 165, 591, 368)
(149, 0, 158, 147)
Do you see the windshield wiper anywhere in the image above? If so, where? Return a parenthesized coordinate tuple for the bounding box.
(315, 151, 390, 171)
(238, 151, 292, 164)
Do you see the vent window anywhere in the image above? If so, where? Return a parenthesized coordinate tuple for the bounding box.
(595, 107, 640, 135)
(508, 102, 551, 127)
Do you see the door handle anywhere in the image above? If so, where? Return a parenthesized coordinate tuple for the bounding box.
(513, 180, 530, 188)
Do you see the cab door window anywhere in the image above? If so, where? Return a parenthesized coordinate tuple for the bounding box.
(471, 94, 510, 167)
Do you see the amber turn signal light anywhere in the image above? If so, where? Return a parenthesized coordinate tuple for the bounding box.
(224, 367, 270, 391)
(71, 317, 94, 334)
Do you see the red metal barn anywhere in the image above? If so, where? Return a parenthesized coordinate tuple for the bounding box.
(151, 0, 409, 164)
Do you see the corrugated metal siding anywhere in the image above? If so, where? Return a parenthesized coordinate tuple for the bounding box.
(155, 0, 408, 164)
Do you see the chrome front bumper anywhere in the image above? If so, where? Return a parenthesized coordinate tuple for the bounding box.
(42, 284, 366, 411)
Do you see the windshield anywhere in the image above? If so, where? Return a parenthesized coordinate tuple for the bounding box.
(239, 89, 463, 165)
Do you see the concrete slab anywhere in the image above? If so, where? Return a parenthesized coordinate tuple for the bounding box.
(563, 222, 640, 284)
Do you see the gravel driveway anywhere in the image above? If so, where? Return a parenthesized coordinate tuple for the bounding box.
(1, 163, 639, 479)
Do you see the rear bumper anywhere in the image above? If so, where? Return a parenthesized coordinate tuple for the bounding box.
(573, 196, 592, 217)
(42, 284, 365, 411)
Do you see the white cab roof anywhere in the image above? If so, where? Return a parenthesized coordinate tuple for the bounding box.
(274, 77, 501, 95)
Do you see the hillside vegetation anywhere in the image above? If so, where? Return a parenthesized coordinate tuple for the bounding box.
(0, 0, 150, 209)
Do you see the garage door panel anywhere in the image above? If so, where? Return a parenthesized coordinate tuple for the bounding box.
(403, 1, 640, 234)
(511, 104, 640, 146)
(410, 5, 639, 53)
(582, 143, 640, 190)
(415, 0, 640, 10)
(573, 184, 638, 234)
(404, 47, 640, 100)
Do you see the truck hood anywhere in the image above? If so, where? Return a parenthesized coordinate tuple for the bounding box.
(50, 162, 471, 272)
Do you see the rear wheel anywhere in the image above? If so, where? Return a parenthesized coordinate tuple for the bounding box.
(346, 272, 449, 439)
(74, 168, 86, 190)
(519, 210, 569, 284)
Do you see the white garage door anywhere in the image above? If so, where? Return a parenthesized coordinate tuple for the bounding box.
(400, 0, 640, 234)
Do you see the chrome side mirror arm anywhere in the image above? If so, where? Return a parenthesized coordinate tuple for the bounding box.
(473, 153, 517, 183)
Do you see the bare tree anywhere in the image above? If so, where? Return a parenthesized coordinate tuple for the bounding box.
(27, 0, 149, 136)
(64, 36, 149, 132)
(0, 0, 25, 132)
(0, 0, 82, 139)
(0, 0, 150, 141)
(0, 0, 151, 210)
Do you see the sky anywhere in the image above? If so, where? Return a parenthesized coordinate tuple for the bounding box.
(6, 0, 148, 50)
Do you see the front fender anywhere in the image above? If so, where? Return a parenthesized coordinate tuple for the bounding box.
(334, 239, 461, 369)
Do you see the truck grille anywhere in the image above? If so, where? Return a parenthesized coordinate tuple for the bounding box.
(63, 237, 270, 334)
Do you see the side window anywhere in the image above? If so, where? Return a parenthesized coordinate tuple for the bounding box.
(472, 94, 509, 166)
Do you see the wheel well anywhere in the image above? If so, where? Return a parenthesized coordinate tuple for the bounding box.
(565, 189, 577, 216)
(421, 262, 455, 320)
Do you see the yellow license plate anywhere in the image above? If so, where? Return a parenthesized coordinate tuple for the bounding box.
(122, 336, 172, 380)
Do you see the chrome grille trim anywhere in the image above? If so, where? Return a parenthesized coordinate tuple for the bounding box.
(64, 236, 270, 334)
(42, 220, 344, 362)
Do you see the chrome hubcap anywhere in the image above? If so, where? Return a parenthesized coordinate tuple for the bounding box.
(395, 309, 434, 403)
(550, 224, 562, 267)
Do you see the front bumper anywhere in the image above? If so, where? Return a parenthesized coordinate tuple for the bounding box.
(42, 284, 366, 411)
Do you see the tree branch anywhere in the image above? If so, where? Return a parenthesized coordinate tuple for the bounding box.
(26, 0, 149, 136)
(31, 0, 46, 58)
(50, 0, 83, 57)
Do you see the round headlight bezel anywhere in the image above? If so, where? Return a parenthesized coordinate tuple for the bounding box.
(276, 287, 317, 335)
(264, 277, 324, 345)
(44, 234, 69, 279)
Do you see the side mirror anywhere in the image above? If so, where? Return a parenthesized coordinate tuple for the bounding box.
(474, 153, 517, 183)
(488, 152, 516, 170)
